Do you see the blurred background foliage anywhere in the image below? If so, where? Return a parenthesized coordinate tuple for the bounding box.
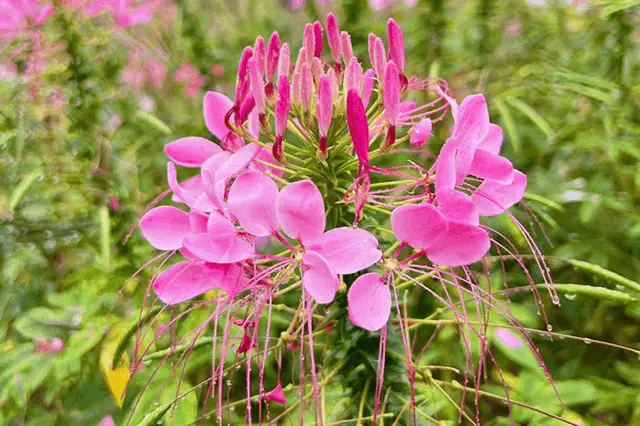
(0, 0, 639, 425)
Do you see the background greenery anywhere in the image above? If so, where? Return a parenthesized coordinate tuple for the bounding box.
(0, 0, 639, 424)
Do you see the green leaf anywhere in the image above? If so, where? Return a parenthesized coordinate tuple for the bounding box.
(494, 98, 521, 152)
(134, 111, 172, 135)
(506, 98, 554, 140)
(524, 192, 564, 211)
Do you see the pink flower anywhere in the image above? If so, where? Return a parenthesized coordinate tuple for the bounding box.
(174, 63, 204, 98)
(495, 327, 524, 349)
(264, 382, 287, 405)
(0, 0, 53, 40)
(98, 415, 116, 426)
(35, 337, 65, 353)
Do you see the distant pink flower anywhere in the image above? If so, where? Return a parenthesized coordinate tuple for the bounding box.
(211, 64, 225, 77)
(72, 0, 159, 28)
(35, 337, 65, 353)
(496, 327, 524, 349)
(0, 0, 53, 41)
(174, 63, 203, 98)
(98, 415, 116, 426)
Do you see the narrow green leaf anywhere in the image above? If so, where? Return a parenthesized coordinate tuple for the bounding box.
(494, 98, 521, 152)
(9, 170, 41, 211)
(524, 193, 564, 211)
(536, 284, 637, 304)
(566, 260, 640, 293)
(135, 111, 172, 135)
(506, 98, 554, 140)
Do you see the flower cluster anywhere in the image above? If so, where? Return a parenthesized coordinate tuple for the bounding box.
(137, 12, 554, 423)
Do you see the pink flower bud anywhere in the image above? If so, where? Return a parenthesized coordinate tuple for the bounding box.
(410, 118, 433, 147)
(234, 77, 251, 111)
(294, 47, 307, 75)
(344, 57, 363, 96)
(387, 18, 405, 73)
(313, 21, 324, 58)
(384, 61, 400, 126)
(237, 47, 253, 84)
(49, 337, 64, 352)
(347, 89, 369, 167)
(278, 42, 291, 77)
(327, 68, 339, 102)
(301, 63, 313, 111)
(248, 58, 266, 113)
(291, 71, 302, 105)
(237, 94, 256, 123)
(311, 57, 324, 83)
(275, 75, 290, 137)
(317, 75, 333, 138)
(325, 13, 341, 63)
(373, 37, 387, 86)
(253, 36, 266, 75)
(362, 69, 375, 106)
(368, 33, 376, 68)
(266, 31, 281, 82)
(303, 23, 315, 63)
(340, 31, 353, 63)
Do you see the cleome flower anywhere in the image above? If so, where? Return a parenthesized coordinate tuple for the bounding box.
(134, 12, 558, 425)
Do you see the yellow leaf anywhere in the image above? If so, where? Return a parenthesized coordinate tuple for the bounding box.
(100, 325, 131, 408)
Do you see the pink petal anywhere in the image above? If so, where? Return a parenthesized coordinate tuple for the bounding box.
(249, 146, 285, 178)
(452, 94, 490, 182)
(168, 166, 205, 207)
(189, 210, 208, 233)
(164, 137, 221, 167)
(140, 206, 190, 250)
(201, 152, 231, 210)
(277, 180, 325, 244)
(265, 382, 287, 405)
(153, 261, 228, 305)
(435, 139, 457, 192)
(479, 123, 503, 155)
(306, 227, 382, 274)
(472, 170, 527, 216)
(183, 232, 254, 264)
(182, 213, 255, 263)
(302, 251, 339, 304)
(437, 188, 479, 226)
(213, 143, 262, 201)
(425, 223, 491, 266)
(347, 272, 391, 331)
(453, 94, 490, 143)
(391, 203, 448, 250)
(203, 91, 233, 140)
(469, 149, 514, 184)
(228, 171, 279, 237)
